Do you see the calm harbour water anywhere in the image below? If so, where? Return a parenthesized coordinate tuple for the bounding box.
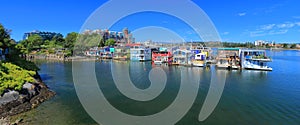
(16, 50, 300, 125)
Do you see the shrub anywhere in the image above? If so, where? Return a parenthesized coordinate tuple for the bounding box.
(0, 62, 36, 95)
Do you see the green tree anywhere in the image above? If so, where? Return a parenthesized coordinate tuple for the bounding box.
(105, 38, 116, 46)
(99, 37, 105, 47)
(0, 24, 15, 51)
(64, 32, 78, 49)
(289, 44, 296, 49)
(26, 34, 43, 51)
(282, 43, 289, 48)
(52, 33, 64, 45)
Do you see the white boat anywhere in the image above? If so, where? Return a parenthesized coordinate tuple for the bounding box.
(241, 50, 272, 71)
(130, 46, 151, 61)
(192, 53, 206, 67)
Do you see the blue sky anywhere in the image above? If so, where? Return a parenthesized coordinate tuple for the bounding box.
(1, 0, 299, 43)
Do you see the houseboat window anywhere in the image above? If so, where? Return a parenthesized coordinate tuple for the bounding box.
(140, 50, 144, 54)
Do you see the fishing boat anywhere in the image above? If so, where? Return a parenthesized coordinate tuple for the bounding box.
(240, 50, 272, 71)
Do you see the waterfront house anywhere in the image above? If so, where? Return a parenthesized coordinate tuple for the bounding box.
(190, 46, 212, 67)
(216, 48, 241, 69)
(130, 46, 151, 61)
(172, 49, 193, 65)
(240, 49, 272, 71)
(113, 47, 130, 61)
(85, 47, 99, 56)
(99, 47, 113, 59)
(152, 47, 172, 63)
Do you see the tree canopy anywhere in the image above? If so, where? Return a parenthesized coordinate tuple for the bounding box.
(0, 24, 15, 50)
(105, 38, 116, 46)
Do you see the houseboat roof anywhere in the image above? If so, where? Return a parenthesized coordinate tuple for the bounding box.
(218, 48, 240, 51)
(173, 49, 191, 53)
(241, 49, 266, 52)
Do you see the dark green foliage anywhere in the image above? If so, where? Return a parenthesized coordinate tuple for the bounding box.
(0, 23, 16, 50)
(290, 44, 297, 49)
(222, 42, 254, 48)
(6, 54, 40, 71)
(282, 43, 289, 48)
(105, 38, 116, 46)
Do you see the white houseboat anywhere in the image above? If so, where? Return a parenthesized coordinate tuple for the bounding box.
(130, 46, 151, 61)
(172, 49, 193, 65)
(192, 53, 206, 67)
(240, 50, 272, 71)
(190, 46, 211, 67)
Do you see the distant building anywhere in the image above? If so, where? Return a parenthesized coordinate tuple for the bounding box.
(23, 30, 63, 41)
(254, 40, 267, 46)
(82, 28, 135, 45)
(296, 44, 300, 49)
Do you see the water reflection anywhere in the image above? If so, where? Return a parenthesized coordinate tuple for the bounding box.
(21, 52, 300, 125)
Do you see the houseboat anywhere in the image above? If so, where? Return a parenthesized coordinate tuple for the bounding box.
(192, 53, 206, 67)
(113, 47, 130, 61)
(85, 47, 99, 57)
(99, 47, 113, 59)
(216, 48, 241, 70)
(152, 47, 172, 64)
(130, 46, 152, 61)
(172, 49, 193, 65)
(190, 46, 211, 67)
(240, 49, 272, 71)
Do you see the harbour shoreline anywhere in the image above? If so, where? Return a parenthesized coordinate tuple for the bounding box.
(0, 72, 55, 125)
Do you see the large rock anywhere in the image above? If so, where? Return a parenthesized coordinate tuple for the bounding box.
(0, 74, 55, 118)
(0, 91, 20, 106)
(0, 117, 9, 125)
(22, 82, 35, 91)
(22, 82, 37, 98)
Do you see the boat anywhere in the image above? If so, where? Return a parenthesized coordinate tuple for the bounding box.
(172, 49, 192, 65)
(240, 50, 272, 71)
(152, 48, 172, 63)
(130, 46, 152, 61)
(100, 52, 113, 59)
(216, 48, 241, 70)
(192, 53, 206, 67)
(190, 46, 212, 67)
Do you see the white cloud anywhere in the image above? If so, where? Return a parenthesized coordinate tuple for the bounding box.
(186, 31, 194, 35)
(249, 21, 300, 37)
(269, 29, 288, 35)
(238, 13, 246, 16)
(250, 31, 266, 37)
(222, 32, 229, 35)
(250, 29, 288, 37)
(261, 24, 276, 30)
(277, 23, 295, 28)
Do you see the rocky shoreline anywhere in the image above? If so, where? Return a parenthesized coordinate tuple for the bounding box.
(0, 73, 55, 125)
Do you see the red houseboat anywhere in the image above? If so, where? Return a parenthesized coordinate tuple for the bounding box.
(152, 49, 172, 63)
